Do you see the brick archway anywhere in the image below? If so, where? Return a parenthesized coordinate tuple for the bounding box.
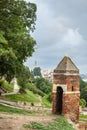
(56, 86, 63, 114)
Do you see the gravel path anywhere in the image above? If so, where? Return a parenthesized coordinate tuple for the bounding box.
(0, 113, 58, 130)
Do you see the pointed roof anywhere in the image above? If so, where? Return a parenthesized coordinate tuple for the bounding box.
(55, 56, 79, 71)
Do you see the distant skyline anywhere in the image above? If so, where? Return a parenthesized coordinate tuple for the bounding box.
(25, 0, 87, 74)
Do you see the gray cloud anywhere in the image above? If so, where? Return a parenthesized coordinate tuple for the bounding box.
(25, 0, 87, 74)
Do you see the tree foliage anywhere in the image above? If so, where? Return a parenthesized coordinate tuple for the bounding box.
(0, 0, 37, 81)
(81, 86, 87, 104)
(80, 78, 87, 90)
(80, 78, 87, 105)
(35, 78, 52, 94)
(17, 66, 30, 88)
(31, 67, 42, 78)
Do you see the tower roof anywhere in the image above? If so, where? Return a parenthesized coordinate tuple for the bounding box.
(55, 56, 79, 71)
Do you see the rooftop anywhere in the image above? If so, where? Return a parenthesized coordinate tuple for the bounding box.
(55, 56, 79, 71)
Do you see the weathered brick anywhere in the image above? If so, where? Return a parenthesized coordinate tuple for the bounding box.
(52, 56, 80, 123)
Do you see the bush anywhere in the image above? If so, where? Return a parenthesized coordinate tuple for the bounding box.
(80, 99, 86, 108)
(19, 87, 26, 94)
(0, 79, 4, 86)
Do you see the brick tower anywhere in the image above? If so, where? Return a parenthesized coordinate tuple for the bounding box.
(52, 56, 80, 123)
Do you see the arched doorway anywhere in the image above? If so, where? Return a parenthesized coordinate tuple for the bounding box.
(56, 86, 63, 114)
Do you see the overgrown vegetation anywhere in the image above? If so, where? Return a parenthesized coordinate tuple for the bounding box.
(23, 116, 75, 130)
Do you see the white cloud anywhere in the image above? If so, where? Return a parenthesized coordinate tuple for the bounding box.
(62, 28, 85, 46)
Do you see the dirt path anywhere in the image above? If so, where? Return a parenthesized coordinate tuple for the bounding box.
(0, 113, 58, 130)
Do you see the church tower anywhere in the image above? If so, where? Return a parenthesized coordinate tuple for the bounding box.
(52, 56, 80, 123)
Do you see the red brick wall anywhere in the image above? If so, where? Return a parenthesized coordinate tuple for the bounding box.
(53, 74, 79, 91)
(52, 69, 80, 123)
(52, 93, 56, 113)
(52, 92, 80, 122)
(53, 75, 66, 84)
(63, 93, 80, 123)
(65, 75, 80, 91)
(79, 123, 87, 130)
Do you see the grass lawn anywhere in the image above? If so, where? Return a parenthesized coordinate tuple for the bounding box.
(42, 95, 52, 108)
(79, 114, 87, 122)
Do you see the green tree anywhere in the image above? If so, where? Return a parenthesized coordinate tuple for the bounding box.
(80, 78, 87, 91)
(0, 0, 37, 81)
(35, 78, 52, 94)
(81, 86, 87, 105)
(17, 66, 30, 88)
(80, 78, 87, 105)
(33, 67, 42, 77)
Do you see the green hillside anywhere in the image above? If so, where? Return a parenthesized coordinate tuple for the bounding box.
(2, 89, 40, 103)
(0, 77, 52, 108)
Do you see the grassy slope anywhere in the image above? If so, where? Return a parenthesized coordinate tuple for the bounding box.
(42, 95, 52, 108)
(0, 80, 52, 107)
(1, 88, 51, 107)
(2, 89, 40, 103)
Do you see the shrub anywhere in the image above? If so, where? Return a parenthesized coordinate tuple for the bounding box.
(80, 98, 86, 108)
(0, 79, 13, 92)
(0, 79, 4, 86)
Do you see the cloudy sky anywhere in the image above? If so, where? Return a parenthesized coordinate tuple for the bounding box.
(25, 0, 87, 74)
